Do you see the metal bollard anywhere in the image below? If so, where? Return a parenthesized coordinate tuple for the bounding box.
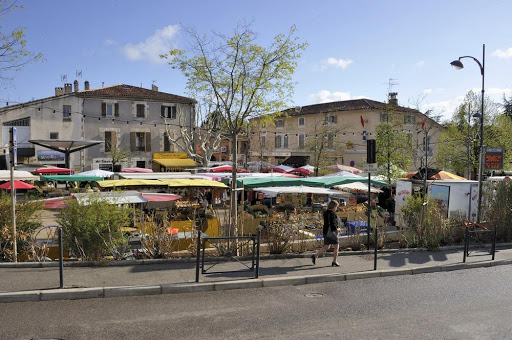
(255, 229, 261, 278)
(58, 227, 64, 289)
(195, 230, 201, 283)
(463, 226, 469, 263)
(374, 226, 378, 270)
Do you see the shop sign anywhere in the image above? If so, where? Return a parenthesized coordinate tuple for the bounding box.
(37, 150, 65, 162)
(153, 152, 187, 159)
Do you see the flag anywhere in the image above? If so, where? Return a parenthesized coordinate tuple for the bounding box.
(421, 119, 426, 129)
(360, 115, 365, 128)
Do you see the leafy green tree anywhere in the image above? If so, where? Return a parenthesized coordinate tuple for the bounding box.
(437, 91, 503, 177)
(163, 23, 307, 233)
(375, 106, 413, 182)
(303, 120, 346, 176)
(58, 195, 130, 260)
(0, 1, 42, 81)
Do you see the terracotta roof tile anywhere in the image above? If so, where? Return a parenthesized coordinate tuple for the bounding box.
(78, 84, 195, 104)
(281, 98, 419, 116)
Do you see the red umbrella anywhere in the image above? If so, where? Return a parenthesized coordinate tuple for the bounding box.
(210, 165, 249, 173)
(287, 168, 313, 176)
(0, 180, 36, 190)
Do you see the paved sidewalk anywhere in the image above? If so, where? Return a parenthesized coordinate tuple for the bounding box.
(1, 245, 511, 303)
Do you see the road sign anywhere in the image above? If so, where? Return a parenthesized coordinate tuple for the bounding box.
(9, 127, 17, 167)
(364, 163, 379, 173)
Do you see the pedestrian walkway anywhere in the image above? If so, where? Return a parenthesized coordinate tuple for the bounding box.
(1, 245, 511, 303)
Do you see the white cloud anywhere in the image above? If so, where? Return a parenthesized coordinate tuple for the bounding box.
(319, 57, 352, 70)
(486, 87, 512, 96)
(122, 25, 179, 63)
(492, 48, 512, 59)
(104, 39, 118, 46)
(422, 89, 432, 94)
(416, 60, 425, 67)
(308, 90, 351, 104)
(424, 96, 465, 122)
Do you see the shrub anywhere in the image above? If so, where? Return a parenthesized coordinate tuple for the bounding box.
(0, 194, 43, 261)
(267, 213, 297, 254)
(483, 180, 512, 242)
(58, 194, 130, 260)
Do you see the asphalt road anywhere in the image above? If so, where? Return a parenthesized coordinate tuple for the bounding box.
(2, 266, 512, 340)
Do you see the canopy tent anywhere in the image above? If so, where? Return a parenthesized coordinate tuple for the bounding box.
(281, 156, 309, 167)
(72, 191, 181, 205)
(39, 175, 104, 182)
(0, 170, 39, 181)
(330, 164, 363, 174)
(97, 179, 167, 188)
(35, 168, 74, 175)
(121, 168, 153, 173)
(119, 173, 211, 180)
(323, 170, 360, 177)
(247, 160, 273, 171)
(302, 176, 388, 188)
(287, 168, 313, 176)
(253, 185, 349, 198)
(97, 178, 228, 189)
(334, 182, 383, 193)
(157, 178, 228, 188)
(0, 180, 36, 190)
(153, 158, 199, 168)
(227, 176, 305, 189)
(29, 139, 103, 169)
(406, 167, 466, 180)
(76, 169, 114, 178)
(210, 165, 249, 173)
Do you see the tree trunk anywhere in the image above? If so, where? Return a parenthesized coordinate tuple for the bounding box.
(230, 132, 238, 240)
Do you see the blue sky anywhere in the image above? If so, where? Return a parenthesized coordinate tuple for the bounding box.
(2, 0, 512, 121)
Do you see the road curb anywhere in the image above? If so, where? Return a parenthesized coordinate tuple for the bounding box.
(1, 258, 511, 304)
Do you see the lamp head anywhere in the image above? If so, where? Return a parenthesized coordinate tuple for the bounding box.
(450, 60, 464, 70)
(472, 113, 482, 119)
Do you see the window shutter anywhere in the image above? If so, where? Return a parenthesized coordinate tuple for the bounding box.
(130, 132, 136, 152)
(145, 132, 151, 152)
(112, 132, 117, 150)
(115, 103, 119, 117)
(101, 103, 106, 117)
(161, 106, 165, 118)
(105, 131, 112, 152)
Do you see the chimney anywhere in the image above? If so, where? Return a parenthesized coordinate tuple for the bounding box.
(64, 83, 72, 94)
(388, 92, 398, 106)
(151, 84, 159, 92)
(55, 87, 64, 96)
(73, 80, 79, 92)
(84, 81, 90, 90)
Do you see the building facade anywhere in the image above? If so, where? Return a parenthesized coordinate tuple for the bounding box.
(0, 81, 195, 171)
(249, 93, 443, 172)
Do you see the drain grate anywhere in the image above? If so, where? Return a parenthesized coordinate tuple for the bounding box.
(305, 293, 323, 298)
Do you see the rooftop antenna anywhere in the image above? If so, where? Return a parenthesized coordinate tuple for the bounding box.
(76, 70, 83, 78)
(60, 74, 67, 83)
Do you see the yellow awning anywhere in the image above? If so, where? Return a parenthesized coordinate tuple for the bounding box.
(158, 178, 228, 188)
(97, 179, 168, 188)
(153, 159, 199, 167)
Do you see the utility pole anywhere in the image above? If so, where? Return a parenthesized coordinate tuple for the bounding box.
(9, 127, 17, 262)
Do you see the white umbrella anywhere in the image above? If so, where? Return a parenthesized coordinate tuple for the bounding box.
(77, 169, 114, 178)
(323, 170, 361, 177)
(334, 182, 382, 193)
(253, 185, 349, 198)
(274, 164, 294, 172)
(299, 164, 315, 172)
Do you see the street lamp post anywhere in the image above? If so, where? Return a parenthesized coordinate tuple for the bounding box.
(451, 44, 485, 223)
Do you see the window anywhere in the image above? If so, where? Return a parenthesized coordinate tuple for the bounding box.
(298, 117, 305, 126)
(102, 103, 119, 117)
(136, 161, 146, 168)
(329, 115, 337, 124)
(362, 130, 367, 142)
(161, 106, 177, 119)
(275, 135, 282, 148)
(298, 134, 305, 148)
(130, 132, 151, 152)
(63, 105, 71, 120)
(380, 112, 389, 122)
(405, 114, 416, 124)
(275, 119, 284, 128)
(283, 134, 289, 148)
(136, 104, 145, 118)
(50, 132, 59, 140)
(221, 146, 227, 153)
(422, 136, 432, 152)
(3, 117, 30, 126)
(105, 131, 116, 152)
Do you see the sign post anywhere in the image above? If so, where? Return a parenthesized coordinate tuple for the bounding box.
(9, 127, 17, 262)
